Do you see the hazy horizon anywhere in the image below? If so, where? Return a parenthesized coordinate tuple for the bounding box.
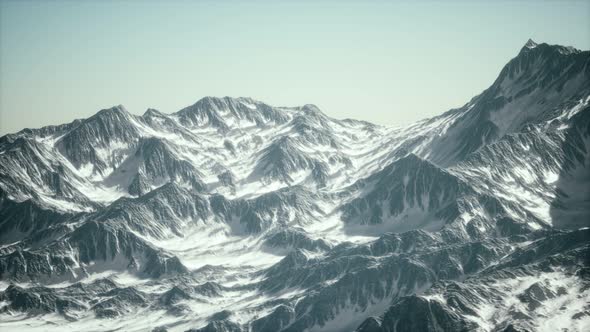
(1, 0, 589, 134)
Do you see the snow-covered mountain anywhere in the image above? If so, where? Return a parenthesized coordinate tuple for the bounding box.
(0, 40, 589, 332)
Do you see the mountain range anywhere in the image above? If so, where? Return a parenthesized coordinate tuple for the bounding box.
(0, 39, 589, 332)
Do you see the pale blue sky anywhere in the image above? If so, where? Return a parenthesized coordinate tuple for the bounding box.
(1, 0, 589, 134)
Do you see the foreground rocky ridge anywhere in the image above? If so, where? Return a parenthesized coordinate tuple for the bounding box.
(0, 40, 589, 331)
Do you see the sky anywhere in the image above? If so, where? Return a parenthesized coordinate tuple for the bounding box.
(1, 0, 589, 134)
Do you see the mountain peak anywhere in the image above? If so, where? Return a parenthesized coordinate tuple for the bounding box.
(193, 96, 260, 107)
(518, 39, 582, 56)
(90, 105, 130, 121)
(143, 108, 163, 117)
(179, 96, 257, 115)
(524, 38, 538, 49)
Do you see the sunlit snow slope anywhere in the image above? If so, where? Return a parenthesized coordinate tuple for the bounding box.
(0, 40, 589, 332)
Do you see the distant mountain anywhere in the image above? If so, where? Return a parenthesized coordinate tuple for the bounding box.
(0, 40, 589, 332)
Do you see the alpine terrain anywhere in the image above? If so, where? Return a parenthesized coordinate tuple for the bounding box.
(0, 40, 589, 332)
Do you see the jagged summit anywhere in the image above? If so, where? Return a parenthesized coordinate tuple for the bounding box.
(185, 96, 259, 110)
(177, 96, 265, 115)
(92, 104, 129, 117)
(518, 39, 582, 56)
(523, 38, 538, 49)
(173, 96, 291, 132)
(143, 108, 163, 117)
